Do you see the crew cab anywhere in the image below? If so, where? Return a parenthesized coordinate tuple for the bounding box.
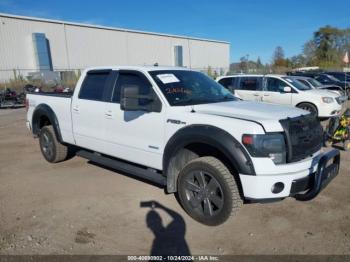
(26, 66, 340, 226)
(217, 74, 343, 118)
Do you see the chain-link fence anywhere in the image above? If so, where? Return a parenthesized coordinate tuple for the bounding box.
(0, 68, 81, 93)
(0, 66, 229, 93)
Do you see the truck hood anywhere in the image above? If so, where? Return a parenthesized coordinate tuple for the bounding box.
(193, 101, 308, 132)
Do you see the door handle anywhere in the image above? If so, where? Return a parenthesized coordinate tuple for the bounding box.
(105, 110, 113, 118)
(72, 106, 79, 112)
(253, 94, 260, 97)
(263, 94, 270, 97)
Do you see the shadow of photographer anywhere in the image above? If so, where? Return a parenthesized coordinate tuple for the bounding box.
(140, 201, 191, 256)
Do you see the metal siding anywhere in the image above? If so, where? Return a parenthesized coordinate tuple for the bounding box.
(64, 25, 129, 68)
(189, 39, 230, 70)
(0, 16, 68, 70)
(0, 15, 230, 79)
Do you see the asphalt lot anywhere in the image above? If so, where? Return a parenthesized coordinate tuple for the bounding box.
(0, 105, 349, 255)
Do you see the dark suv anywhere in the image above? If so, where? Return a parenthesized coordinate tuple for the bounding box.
(288, 71, 350, 97)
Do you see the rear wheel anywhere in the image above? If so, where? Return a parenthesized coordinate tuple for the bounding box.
(39, 126, 68, 163)
(177, 156, 242, 226)
(297, 103, 318, 116)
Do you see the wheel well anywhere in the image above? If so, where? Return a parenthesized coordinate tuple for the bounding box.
(39, 115, 51, 129)
(167, 142, 243, 196)
(296, 102, 318, 112)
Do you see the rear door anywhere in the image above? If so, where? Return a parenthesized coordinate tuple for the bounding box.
(262, 77, 292, 106)
(103, 70, 165, 169)
(234, 77, 263, 101)
(71, 70, 113, 152)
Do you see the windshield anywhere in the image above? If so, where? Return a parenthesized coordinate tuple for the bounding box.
(149, 70, 239, 106)
(308, 78, 323, 88)
(282, 77, 312, 91)
(326, 74, 341, 82)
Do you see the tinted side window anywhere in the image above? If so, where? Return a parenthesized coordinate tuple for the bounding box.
(315, 75, 327, 82)
(218, 77, 233, 89)
(112, 72, 152, 103)
(266, 78, 287, 92)
(299, 79, 311, 87)
(79, 72, 110, 101)
(238, 77, 260, 91)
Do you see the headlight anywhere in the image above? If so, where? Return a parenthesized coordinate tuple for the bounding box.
(322, 97, 334, 103)
(242, 133, 286, 164)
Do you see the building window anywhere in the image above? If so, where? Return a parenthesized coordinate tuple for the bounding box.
(32, 33, 53, 71)
(174, 45, 183, 67)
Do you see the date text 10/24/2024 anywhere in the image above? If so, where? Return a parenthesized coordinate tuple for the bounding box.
(127, 256, 219, 261)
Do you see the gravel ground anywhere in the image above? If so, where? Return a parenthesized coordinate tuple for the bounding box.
(0, 104, 349, 255)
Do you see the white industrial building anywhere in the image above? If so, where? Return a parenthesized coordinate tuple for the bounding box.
(0, 13, 230, 81)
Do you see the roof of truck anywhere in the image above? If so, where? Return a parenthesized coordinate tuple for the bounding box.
(84, 65, 192, 72)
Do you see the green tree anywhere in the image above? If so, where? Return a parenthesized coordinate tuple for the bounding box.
(313, 25, 342, 67)
(272, 46, 287, 67)
(303, 40, 318, 66)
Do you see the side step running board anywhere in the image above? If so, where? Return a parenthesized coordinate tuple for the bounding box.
(76, 150, 166, 186)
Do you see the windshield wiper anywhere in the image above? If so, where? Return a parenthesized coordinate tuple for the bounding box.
(172, 98, 196, 105)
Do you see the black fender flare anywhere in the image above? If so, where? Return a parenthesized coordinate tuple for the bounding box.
(163, 124, 256, 193)
(32, 104, 63, 143)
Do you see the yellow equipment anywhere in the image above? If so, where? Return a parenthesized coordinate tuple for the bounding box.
(324, 108, 350, 151)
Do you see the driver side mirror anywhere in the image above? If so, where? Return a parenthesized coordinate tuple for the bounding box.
(283, 86, 292, 93)
(120, 85, 161, 112)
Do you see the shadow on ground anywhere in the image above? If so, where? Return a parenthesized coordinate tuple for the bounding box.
(141, 201, 191, 256)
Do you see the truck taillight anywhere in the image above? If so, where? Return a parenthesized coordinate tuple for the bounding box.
(25, 98, 29, 112)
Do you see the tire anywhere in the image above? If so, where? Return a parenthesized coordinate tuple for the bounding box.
(324, 139, 333, 147)
(343, 140, 350, 151)
(177, 156, 242, 226)
(297, 103, 318, 116)
(39, 126, 68, 163)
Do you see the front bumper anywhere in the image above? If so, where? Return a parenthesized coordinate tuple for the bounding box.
(240, 149, 340, 201)
(318, 102, 342, 118)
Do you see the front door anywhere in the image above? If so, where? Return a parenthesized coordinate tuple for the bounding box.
(104, 70, 165, 169)
(262, 77, 292, 106)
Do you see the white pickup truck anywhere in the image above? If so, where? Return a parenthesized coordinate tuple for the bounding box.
(26, 66, 340, 226)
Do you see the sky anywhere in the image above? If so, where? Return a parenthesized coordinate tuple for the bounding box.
(0, 0, 349, 64)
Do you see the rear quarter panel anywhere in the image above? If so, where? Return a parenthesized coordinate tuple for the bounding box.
(27, 94, 75, 144)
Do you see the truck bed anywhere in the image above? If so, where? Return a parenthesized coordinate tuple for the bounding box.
(26, 92, 75, 145)
(27, 91, 73, 98)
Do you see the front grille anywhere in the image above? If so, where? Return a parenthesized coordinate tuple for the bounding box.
(279, 114, 323, 163)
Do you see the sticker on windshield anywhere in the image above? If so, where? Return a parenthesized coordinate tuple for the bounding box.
(157, 74, 180, 84)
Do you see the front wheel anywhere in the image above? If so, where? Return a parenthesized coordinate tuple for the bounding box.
(177, 156, 242, 226)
